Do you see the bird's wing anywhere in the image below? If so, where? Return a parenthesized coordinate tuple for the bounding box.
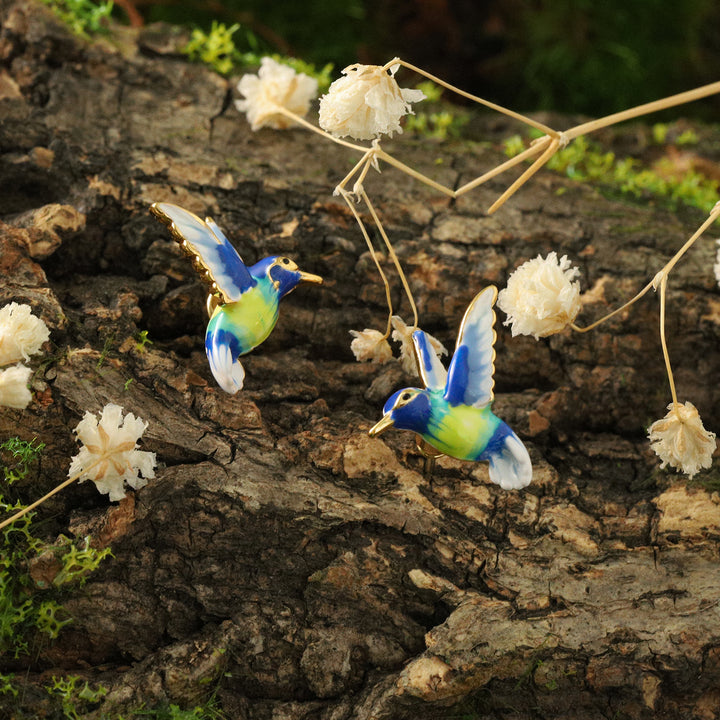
(412, 330, 447, 391)
(444, 286, 497, 408)
(150, 202, 255, 303)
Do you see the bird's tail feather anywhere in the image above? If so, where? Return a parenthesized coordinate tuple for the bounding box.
(488, 430, 532, 490)
(207, 341, 245, 394)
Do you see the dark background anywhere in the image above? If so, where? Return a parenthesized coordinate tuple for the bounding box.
(130, 0, 720, 116)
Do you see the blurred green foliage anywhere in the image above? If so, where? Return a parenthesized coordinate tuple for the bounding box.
(504, 0, 718, 113)
(504, 131, 719, 213)
(43, 0, 720, 116)
(41, 0, 113, 37)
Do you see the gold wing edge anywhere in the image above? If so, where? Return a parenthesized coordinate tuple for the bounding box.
(150, 203, 229, 305)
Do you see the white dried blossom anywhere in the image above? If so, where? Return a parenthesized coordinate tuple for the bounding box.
(391, 316, 447, 376)
(236, 56, 318, 131)
(497, 252, 581, 339)
(318, 63, 425, 140)
(349, 329, 393, 364)
(0, 302, 50, 367)
(68, 403, 156, 501)
(648, 401, 716, 478)
(0, 364, 32, 409)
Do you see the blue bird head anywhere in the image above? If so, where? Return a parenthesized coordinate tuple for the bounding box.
(251, 256, 323, 298)
(369, 387, 432, 436)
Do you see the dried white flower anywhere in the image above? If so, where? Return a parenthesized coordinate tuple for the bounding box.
(497, 252, 581, 339)
(0, 364, 32, 409)
(391, 316, 447, 375)
(68, 403, 156, 501)
(0, 302, 50, 367)
(714, 239, 720, 287)
(350, 329, 393, 364)
(648, 401, 716, 478)
(318, 63, 425, 140)
(236, 56, 318, 131)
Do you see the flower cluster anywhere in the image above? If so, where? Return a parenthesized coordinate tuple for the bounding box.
(497, 252, 581, 339)
(350, 329, 393, 364)
(319, 63, 425, 140)
(0, 302, 49, 409)
(69, 403, 156, 501)
(648, 401, 716, 478)
(236, 57, 318, 131)
(349, 317, 447, 376)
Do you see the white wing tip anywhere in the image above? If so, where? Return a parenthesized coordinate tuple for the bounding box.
(207, 342, 245, 394)
(488, 432, 532, 490)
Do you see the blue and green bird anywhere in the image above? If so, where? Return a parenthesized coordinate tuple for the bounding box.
(150, 202, 322, 393)
(369, 287, 532, 490)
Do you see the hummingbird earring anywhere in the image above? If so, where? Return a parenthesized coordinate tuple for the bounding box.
(151, 203, 323, 393)
(369, 286, 532, 490)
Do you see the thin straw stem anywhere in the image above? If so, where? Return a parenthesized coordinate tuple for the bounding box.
(334, 149, 375, 195)
(373, 147, 456, 198)
(487, 137, 560, 214)
(571, 202, 720, 333)
(571, 281, 654, 333)
(454, 137, 550, 197)
(658, 274, 678, 406)
(565, 81, 720, 141)
(0, 458, 103, 532)
(339, 187, 394, 336)
(359, 187, 419, 329)
(271, 105, 369, 153)
(387, 58, 560, 139)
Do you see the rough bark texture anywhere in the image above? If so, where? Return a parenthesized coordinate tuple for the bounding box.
(2, 2, 720, 718)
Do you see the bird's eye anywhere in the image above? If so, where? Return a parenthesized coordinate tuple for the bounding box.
(281, 258, 290, 265)
(400, 392, 412, 403)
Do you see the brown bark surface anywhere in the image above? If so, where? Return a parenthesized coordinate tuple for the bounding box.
(2, 2, 720, 718)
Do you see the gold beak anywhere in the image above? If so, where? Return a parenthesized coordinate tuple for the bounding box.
(368, 414, 394, 437)
(299, 271, 323, 285)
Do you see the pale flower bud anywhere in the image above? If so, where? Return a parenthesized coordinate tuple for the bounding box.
(349, 329, 393, 364)
(236, 57, 318, 131)
(648, 401, 716, 478)
(391, 316, 447, 376)
(0, 302, 50, 367)
(497, 252, 581, 339)
(319, 63, 425, 140)
(68, 403, 156, 501)
(0, 364, 33, 409)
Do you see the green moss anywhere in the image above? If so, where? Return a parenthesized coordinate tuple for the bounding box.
(0, 439, 111, 668)
(504, 132, 719, 214)
(40, 0, 114, 37)
(405, 82, 469, 141)
(182, 21, 333, 91)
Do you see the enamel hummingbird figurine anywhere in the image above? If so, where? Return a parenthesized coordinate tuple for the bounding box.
(150, 202, 322, 393)
(369, 287, 532, 490)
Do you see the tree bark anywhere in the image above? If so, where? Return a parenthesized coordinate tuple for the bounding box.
(2, 2, 720, 718)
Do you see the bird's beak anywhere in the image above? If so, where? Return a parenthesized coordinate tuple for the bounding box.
(299, 271, 323, 285)
(368, 414, 394, 437)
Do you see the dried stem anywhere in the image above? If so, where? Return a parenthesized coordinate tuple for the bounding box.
(565, 81, 720, 141)
(373, 147, 456, 198)
(571, 202, 720, 333)
(339, 187, 394, 337)
(334, 148, 376, 195)
(0, 458, 103, 532)
(454, 137, 550, 197)
(271, 105, 369, 153)
(358, 187, 419, 330)
(488, 137, 560, 214)
(386, 57, 560, 139)
(657, 273, 678, 406)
